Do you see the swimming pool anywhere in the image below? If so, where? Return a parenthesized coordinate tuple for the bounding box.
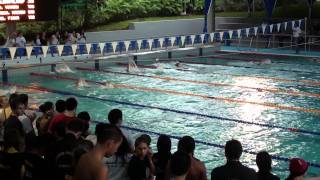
(2, 47, 320, 178)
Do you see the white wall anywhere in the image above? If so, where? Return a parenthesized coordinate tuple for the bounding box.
(85, 18, 205, 43)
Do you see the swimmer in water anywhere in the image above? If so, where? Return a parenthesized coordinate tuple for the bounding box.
(175, 62, 182, 68)
(76, 78, 88, 88)
(56, 63, 74, 73)
(261, 58, 272, 64)
(310, 58, 320, 62)
(127, 57, 139, 73)
(0, 86, 17, 96)
(101, 82, 114, 89)
(250, 58, 272, 65)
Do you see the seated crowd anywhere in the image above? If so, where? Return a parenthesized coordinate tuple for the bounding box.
(3, 30, 87, 48)
(0, 93, 319, 180)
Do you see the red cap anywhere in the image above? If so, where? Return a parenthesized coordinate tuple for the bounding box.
(289, 158, 309, 175)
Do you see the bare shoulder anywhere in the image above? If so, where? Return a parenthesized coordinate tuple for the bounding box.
(193, 157, 206, 169)
(96, 165, 108, 180)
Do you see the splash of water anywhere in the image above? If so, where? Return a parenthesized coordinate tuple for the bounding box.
(56, 63, 74, 73)
(101, 82, 114, 89)
(77, 78, 89, 87)
(127, 57, 140, 73)
(0, 86, 17, 96)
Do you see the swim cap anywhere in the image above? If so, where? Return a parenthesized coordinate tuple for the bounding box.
(289, 158, 309, 176)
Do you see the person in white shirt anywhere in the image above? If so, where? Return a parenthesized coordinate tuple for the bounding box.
(33, 34, 42, 46)
(18, 94, 36, 134)
(4, 32, 17, 47)
(77, 33, 86, 44)
(104, 136, 132, 180)
(15, 32, 26, 48)
(292, 24, 302, 54)
(50, 34, 59, 45)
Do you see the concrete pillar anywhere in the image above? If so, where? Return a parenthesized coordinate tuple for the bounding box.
(133, 55, 138, 65)
(207, 0, 216, 32)
(51, 64, 56, 73)
(168, 51, 172, 59)
(199, 48, 203, 56)
(2, 69, 8, 83)
(95, 60, 100, 70)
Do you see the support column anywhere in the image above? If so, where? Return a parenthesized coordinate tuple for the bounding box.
(51, 64, 56, 73)
(168, 51, 172, 59)
(95, 60, 100, 70)
(199, 47, 203, 56)
(207, 0, 216, 32)
(2, 69, 8, 83)
(133, 55, 138, 65)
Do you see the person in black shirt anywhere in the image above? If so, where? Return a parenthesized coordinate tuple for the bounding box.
(153, 134, 172, 180)
(128, 135, 155, 180)
(256, 151, 280, 180)
(170, 151, 191, 180)
(211, 139, 257, 180)
(4, 93, 25, 136)
(23, 133, 48, 180)
(0, 129, 25, 180)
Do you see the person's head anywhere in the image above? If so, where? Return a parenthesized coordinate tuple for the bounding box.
(18, 32, 23, 37)
(108, 109, 123, 126)
(9, 93, 25, 116)
(0, 95, 9, 108)
(67, 119, 85, 138)
(36, 34, 40, 39)
(77, 111, 91, 135)
(96, 124, 123, 157)
(178, 136, 195, 155)
(65, 97, 77, 112)
(3, 129, 25, 152)
(39, 101, 54, 117)
(77, 111, 90, 122)
(256, 151, 272, 173)
(19, 94, 28, 107)
(287, 158, 309, 179)
(114, 134, 131, 161)
(51, 34, 56, 40)
(157, 134, 171, 154)
(55, 99, 66, 113)
(135, 135, 150, 159)
(225, 139, 242, 161)
(170, 151, 191, 179)
(140, 134, 151, 146)
(52, 121, 66, 139)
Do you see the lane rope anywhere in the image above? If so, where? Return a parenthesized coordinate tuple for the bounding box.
(115, 62, 320, 87)
(76, 67, 320, 98)
(154, 57, 320, 76)
(30, 72, 320, 115)
(187, 54, 320, 68)
(1, 82, 320, 137)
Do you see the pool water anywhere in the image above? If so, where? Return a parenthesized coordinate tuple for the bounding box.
(3, 49, 320, 178)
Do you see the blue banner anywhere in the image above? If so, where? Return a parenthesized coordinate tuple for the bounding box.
(203, 0, 213, 33)
(263, 0, 277, 20)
